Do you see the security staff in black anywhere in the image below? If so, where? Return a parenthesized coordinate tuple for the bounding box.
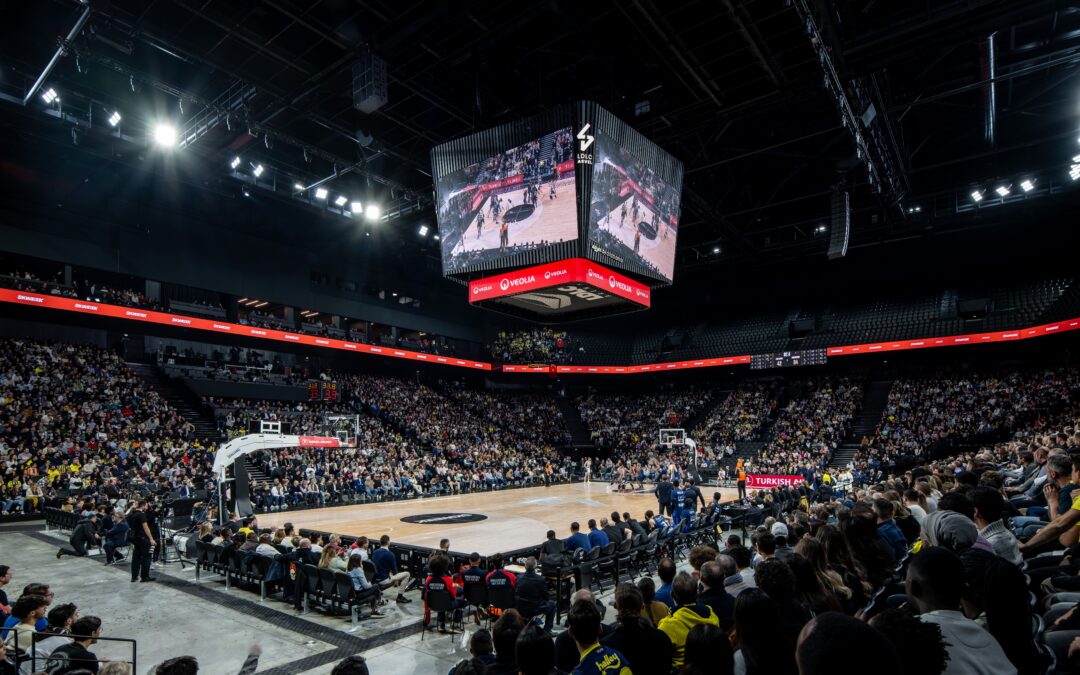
(126, 500, 156, 582)
(654, 477, 673, 517)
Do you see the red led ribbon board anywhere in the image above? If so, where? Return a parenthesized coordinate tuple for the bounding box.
(467, 258, 651, 321)
(0, 288, 491, 371)
(1, 287, 1078, 375)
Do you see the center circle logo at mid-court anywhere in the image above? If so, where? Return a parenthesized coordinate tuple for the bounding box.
(400, 513, 488, 525)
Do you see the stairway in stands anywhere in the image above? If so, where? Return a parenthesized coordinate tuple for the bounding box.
(829, 379, 895, 468)
(556, 396, 595, 450)
(127, 363, 225, 445)
(243, 457, 269, 483)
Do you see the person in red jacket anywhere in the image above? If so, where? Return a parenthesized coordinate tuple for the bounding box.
(424, 554, 464, 632)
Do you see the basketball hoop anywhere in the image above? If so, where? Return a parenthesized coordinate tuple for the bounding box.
(658, 428, 686, 448)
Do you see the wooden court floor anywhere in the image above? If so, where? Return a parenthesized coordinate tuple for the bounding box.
(258, 482, 739, 556)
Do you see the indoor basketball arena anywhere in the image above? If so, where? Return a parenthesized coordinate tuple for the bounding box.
(1, 2, 1079, 675)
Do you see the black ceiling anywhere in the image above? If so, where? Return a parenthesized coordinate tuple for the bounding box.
(1, 0, 1079, 282)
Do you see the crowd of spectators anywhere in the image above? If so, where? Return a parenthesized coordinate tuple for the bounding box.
(1, 338, 214, 516)
(441, 384, 571, 447)
(751, 377, 864, 477)
(693, 382, 779, 452)
(853, 367, 1080, 473)
(577, 386, 714, 452)
(490, 329, 574, 364)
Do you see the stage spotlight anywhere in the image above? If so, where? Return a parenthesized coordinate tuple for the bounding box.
(41, 87, 58, 104)
(418, 225, 429, 236)
(229, 156, 241, 170)
(970, 189, 984, 202)
(350, 201, 363, 214)
(365, 204, 381, 221)
(1020, 179, 1035, 192)
(314, 187, 328, 200)
(153, 123, 177, 148)
(252, 164, 265, 178)
(107, 111, 122, 127)
(334, 195, 348, 207)
(995, 185, 1010, 197)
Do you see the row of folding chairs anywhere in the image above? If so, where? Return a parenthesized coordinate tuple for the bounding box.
(299, 563, 380, 629)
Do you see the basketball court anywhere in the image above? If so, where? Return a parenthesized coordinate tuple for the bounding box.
(257, 481, 738, 556)
(457, 176, 577, 253)
(596, 194, 677, 279)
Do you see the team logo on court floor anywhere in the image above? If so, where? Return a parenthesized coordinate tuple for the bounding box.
(400, 512, 488, 525)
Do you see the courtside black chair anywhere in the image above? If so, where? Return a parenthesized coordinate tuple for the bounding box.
(423, 583, 461, 641)
(462, 579, 488, 624)
(487, 577, 516, 617)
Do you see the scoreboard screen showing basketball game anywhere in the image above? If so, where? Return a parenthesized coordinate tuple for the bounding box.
(435, 126, 578, 276)
(433, 102, 682, 321)
(750, 349, 828, 370)
(586, 126, 682, 283)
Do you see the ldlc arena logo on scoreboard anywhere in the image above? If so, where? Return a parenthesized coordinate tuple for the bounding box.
(576, 123, 594, 165)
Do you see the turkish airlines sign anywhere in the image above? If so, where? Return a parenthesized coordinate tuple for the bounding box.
(746, 474, 806, 490)
(468, 258, 651, 307)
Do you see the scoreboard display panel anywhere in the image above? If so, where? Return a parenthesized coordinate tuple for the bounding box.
(750, 349, 828, 370)
(308, 381, 339, 401)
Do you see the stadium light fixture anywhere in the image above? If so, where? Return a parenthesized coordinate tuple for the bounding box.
(107, 111, 122, 127)
(350, 201, 363, 214)
(1070, 165, 1080, 181)
(334, 195, 348, 207)
(418, 225, 429, 236)
(434, 234, 440, 241)
(970, 189, 984, 202)
(229, 156, 242, 170)
(153, 123, 177, 148)
(994, 185, 1010, 197)
(294, 183, 304, 191)
(712, 246, 721, 254)
(41, 87, 59, 104)
(314, 187, 328, 200)
(365, 204, 381, 221)
(252, 163, 265, 178)
(1020, 179, 1035, 192)
(815, 224, 827, 234)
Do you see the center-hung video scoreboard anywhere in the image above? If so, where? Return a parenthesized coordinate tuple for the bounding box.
(431, 101, 683, 322)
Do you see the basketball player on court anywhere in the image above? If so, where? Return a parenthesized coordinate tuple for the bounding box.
(476, 211, 485, 239)
(583, 457, 592, 483)
(620, 202, 627, 227)
(499, 221, 509, 251)
(634, 226, 641, 254)
(631, 198, 639, 222)
(549, 182, 557, 200)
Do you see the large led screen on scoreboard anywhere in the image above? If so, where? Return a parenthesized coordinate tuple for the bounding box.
(436, 127, 578, 275)
(586, 127, 682, 283)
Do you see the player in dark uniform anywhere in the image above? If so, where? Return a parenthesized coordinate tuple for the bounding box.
(549, 182, 557, 200)
(634, 227, 641, 254)
(476, 211, 484, 239)
(620, 203, 627, 226)
(631, 198, 639, 222)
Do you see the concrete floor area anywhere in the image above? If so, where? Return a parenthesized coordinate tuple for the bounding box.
(3, 527, 685, 674)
